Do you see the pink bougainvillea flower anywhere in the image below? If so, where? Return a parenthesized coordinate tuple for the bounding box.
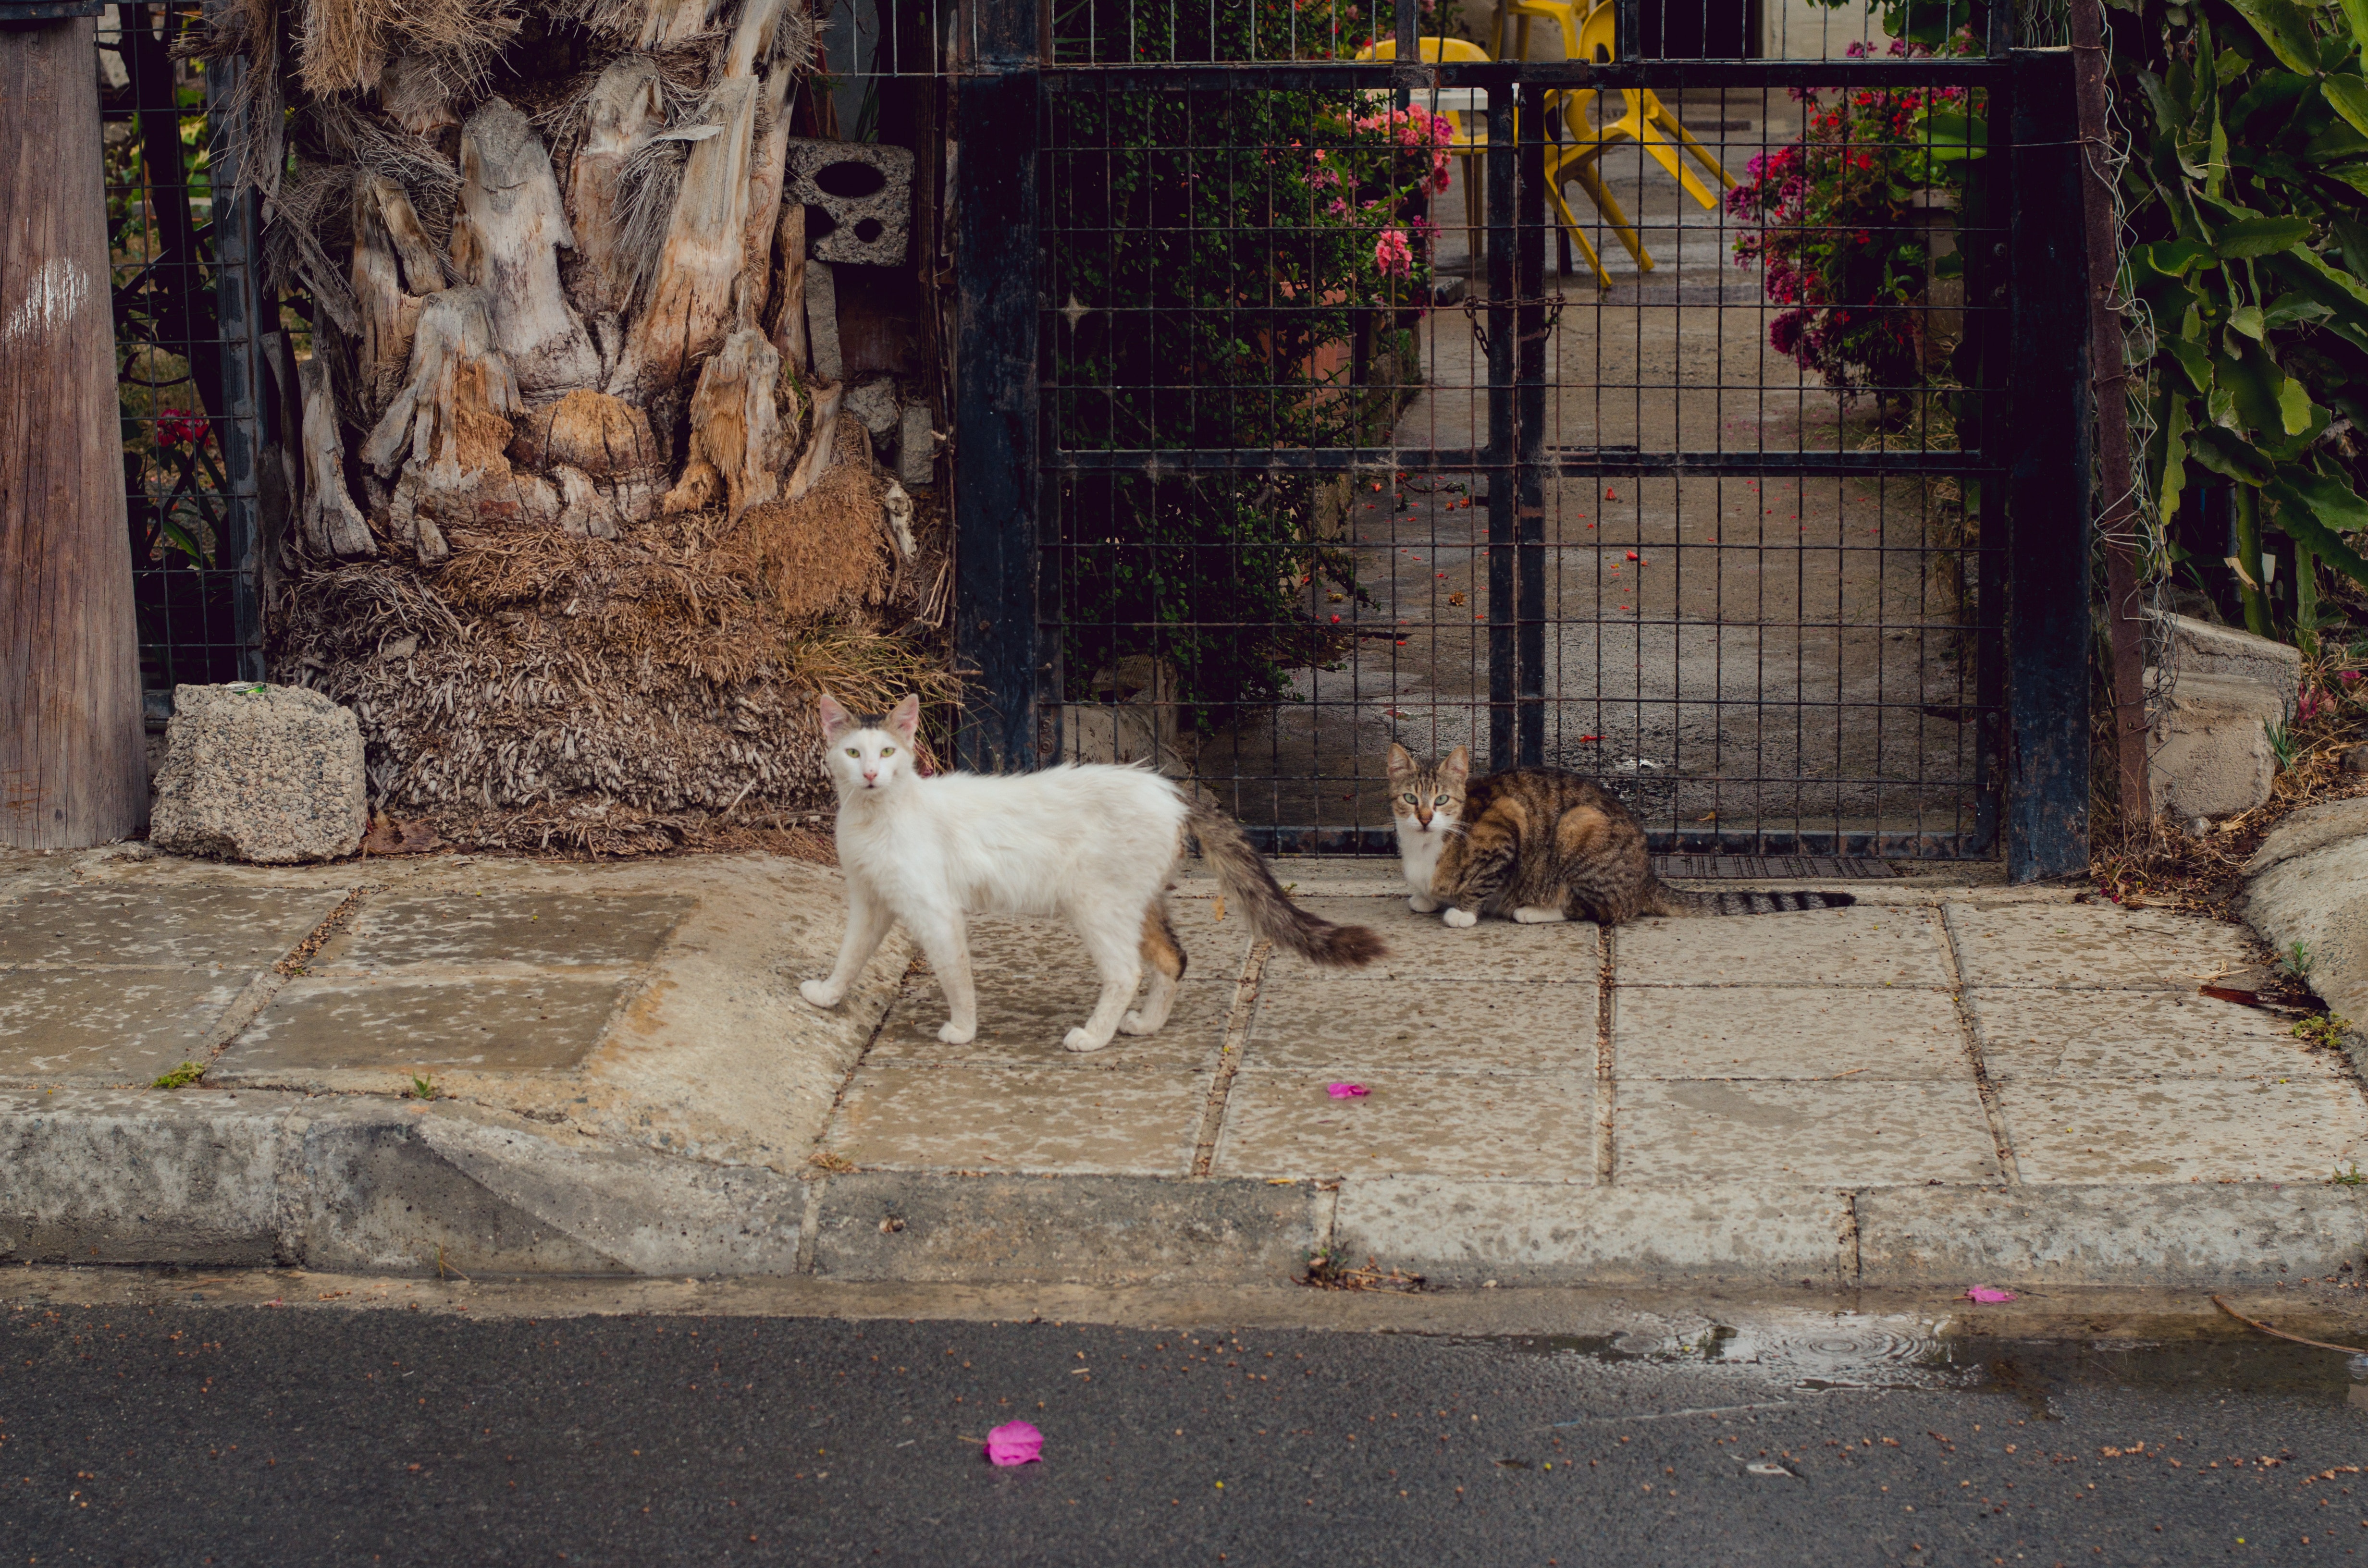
(1374, 228, 1413, 279)
(1326, 1082, 1369, 1099)
(984, 1421, 1044, 1466)
(1962, 1286, 2016, 1304)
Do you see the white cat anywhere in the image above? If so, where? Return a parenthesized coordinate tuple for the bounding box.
(799, 695, 1386, 1052)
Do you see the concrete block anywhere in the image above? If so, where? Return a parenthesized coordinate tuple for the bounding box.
(1330, 1177, 1854, 1286)
(294, 1101, 807, 1275)
(2146, 670, 2282, 821)
(1854, 1183, 2368, 1286)
(2149, 610, 2302, 710)
(898, 402, 935, 488)
(2245, 827, 2368, 1036)
(803, 259, 842, 382)
(785, 139, 913, 266)
(843, 376, 898, 440)
(0, 1087, 295, 1265)
(151, 684, 367, 863)
(810, 1173, 1320, 1285)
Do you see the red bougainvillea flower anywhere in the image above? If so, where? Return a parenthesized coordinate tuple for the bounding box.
(155, 408, 209, 450)
(1373, 227, 1414, 279)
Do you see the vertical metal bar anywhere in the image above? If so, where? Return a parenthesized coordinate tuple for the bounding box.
(1514, 81, 1547, 768)
(1616, 0, 1641, 61)
(1485, 80, 1517, 773)
(203, 24, 266, 683)
(1394, 0, 1417, 64)
(2004, 49, 2090, 882)
(954, 21, 1042, 771)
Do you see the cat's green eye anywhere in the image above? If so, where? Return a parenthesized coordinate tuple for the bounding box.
(1402, 793, 1417, 804)
(845, 747, 859, 758)
(879, 746, 896, 756)
(1434, 795, 1448, 805)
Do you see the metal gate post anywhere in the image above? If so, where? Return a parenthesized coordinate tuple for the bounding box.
(2003, 48, 2091, 882)
(203, 14, 268, 683)
(952, 0, 1041, 772)
(1514, 81, 1548, 768)
(1484, 77, 1518, 772)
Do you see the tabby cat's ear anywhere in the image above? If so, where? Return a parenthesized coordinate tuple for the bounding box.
(1386, 742, 1414, 782)
(1442, 745, 1470, 785)
(818, 693, 852, 737)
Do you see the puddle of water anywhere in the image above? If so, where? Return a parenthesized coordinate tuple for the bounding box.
(1478, 1315, 2368, 1417)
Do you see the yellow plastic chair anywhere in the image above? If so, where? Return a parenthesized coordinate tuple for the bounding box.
(1473, 0, 1635, 285)
(1556, 1, 1737, 212)
(1354, 37, 1492, 268)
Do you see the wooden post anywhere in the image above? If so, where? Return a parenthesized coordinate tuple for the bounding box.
(2069, 0, 2149, 829)
(1, 12, 148, 848)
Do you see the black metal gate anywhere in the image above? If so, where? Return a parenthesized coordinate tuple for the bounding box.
(953, 0, 2092, 879)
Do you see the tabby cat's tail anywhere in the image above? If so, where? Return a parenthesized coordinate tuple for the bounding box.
(1653, 886, 1858, 917)
(1184, 802, 1388, 966)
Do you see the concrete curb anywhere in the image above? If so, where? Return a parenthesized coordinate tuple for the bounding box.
(5, 1087, 2362, 1286)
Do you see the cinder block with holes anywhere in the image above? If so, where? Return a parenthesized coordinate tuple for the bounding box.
(785, 139, 913, 266)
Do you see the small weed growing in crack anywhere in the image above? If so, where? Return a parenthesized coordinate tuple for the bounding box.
(2332, 1163, 2365, 1187)
(808, 1151, 858, 1174)
(2293, 1013, 2351, 1052)
(407, 1074, 437, 1101)
(151, 1061, 205, 1090)
(2286, 940, 2316, 978)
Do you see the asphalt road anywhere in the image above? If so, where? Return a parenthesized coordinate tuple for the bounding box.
(5, 1296, 2367, 1565)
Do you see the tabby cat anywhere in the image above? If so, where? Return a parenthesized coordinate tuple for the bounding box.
(1387, 743, 1857, 926)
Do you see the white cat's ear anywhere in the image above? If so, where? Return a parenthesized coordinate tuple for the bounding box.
(817, 692, 852, 737)
(1442, 745, 1470, 784)
(886, 694, 922, 737)
(1386, 742, 1413, 781)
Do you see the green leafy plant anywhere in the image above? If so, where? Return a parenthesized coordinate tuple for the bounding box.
(2294, 1007, 2348, 1046)
(151, 1060, 205, 1090)
(407, 1074, 436, 1101)
(2287, 938, 2317, 975)
(2332, 1160, 2366, 1184)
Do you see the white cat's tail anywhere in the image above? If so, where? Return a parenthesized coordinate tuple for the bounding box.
(1184, 803, 1387, 967)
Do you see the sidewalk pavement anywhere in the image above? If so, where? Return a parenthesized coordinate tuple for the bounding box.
(2, 844, 2364, 1290)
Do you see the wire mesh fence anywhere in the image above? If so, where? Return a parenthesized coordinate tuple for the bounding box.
(97, 2, 265, 707)
(1032, 0, 2019, 858)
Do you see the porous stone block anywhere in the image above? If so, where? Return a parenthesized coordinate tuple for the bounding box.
(785, 139, 913, 266)
(150, 684, 366, 863)
(2145, 669, 2282, 822)
(843, 376, 899, 437)
(803, 258, 842, 382)
(898, 401, 936, 488)
(2147, 610, 2302, 711)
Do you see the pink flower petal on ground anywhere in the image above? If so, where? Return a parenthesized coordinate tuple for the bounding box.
(984, 1420, 1043, 1466)
(1327, 1082, 1369, 1099)
(1962, 1286, 2016, 1303)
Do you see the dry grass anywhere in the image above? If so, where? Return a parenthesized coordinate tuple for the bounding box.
(2089, 653, 2368, 918)
(274, 480, 955, 858)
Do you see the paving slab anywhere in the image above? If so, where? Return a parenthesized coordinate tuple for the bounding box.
(1994, 1076, 2368, 1183)
(1613, 984, 1967, 1080)
(217, 973, 637, 1073)
(1242, 977, 1596, 1073)
(0, 968, 256, 1083)
(950, 911, 1257, 982)
(0, 882, 348, 968)
(1967, 988, 2339, 1082)
(1615, 1078, 2001, 1184)
(1212, 1070, 1598, 1179)
(1614, 905, 1952, 987)
(865, 973, 1236, 1069)
(308, 890, 693, 971)
(822, 1066, 1210, 1176)
(1261, 897, 1600, 983)
(1942, 902, 2255, 990)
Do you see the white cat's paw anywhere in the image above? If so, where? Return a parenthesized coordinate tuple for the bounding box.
(936, 1019, 977, 1045)
(1062, 1027, 1111, 1053)
(1443, 906, 1480, 929)
(799, 979, 841, 1008)
(1511, 906, 1568, 925)
(1407, 893, 1440, 913)
(1118, 1010, 1154, 1036)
